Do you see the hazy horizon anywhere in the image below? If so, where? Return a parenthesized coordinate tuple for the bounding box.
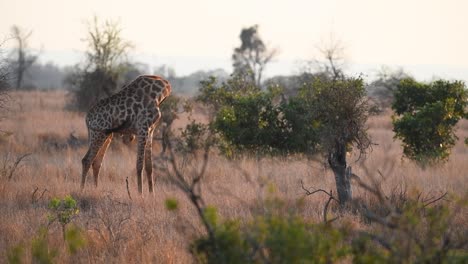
(1, 0, 467, 82)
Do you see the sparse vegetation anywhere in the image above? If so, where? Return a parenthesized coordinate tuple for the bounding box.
(7, 195, 85, 263)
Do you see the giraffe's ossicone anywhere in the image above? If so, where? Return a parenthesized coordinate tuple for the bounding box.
(81, 75, 171, 194)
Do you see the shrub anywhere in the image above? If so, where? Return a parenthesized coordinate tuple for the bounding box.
(392, 79, 468, 164)
(190, 202, 349, 264)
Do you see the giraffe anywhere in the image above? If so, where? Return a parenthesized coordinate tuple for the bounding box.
(81, 75, 171, 194)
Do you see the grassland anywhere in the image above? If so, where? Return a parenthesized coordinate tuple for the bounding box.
(0, 90, 467, 263)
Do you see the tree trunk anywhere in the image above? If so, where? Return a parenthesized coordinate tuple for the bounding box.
(328, 141, 352, 207)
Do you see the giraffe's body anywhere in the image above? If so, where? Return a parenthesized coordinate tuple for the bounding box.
(81, 75, 171, 194)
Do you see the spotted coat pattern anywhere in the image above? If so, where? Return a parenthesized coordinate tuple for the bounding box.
(81, 75, 171, 194)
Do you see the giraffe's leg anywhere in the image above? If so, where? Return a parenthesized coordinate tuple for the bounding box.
(81, 130, 108, 189)
(136, 131, 148, 194)
(92, 134, 113, 187)
(144, 130, 154, 193)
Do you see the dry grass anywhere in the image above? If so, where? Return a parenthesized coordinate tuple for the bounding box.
(0, 91, 467, 263)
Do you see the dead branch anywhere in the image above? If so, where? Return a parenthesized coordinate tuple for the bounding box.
(7, 153, 31, 181)
(164, 135, 223, 259)
(126, 176, 132, 200)
(350, 173, 393, 211)
(323, 191, 339, 223)
(423, 192, 448, 207)
(300, 180, 340, 223)
(31, 186, 48, 204)
(300, 180, 336, 198)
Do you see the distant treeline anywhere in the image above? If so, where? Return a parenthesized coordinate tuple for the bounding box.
(15, 61, 230, 95)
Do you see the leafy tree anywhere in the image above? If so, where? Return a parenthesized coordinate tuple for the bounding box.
(65, 17, 133, 111)
(8, 25, 38, 89)
(198, 73, 370, 206)
(232, 25, 276, 87)
(392, 78, 468, 164)
(299, 76, 371, 205)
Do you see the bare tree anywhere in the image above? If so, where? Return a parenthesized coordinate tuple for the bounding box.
(367, 66, 412, 107)
(232, 25, 277, 87)
(84, 17, 132, 73)
(9, 25, 38, 89)
(0, 40, 10, 111)
(301, 34, 347, 81)
(65, 17, 133, 111)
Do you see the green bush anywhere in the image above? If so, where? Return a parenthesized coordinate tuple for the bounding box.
(31, 228, 58, 264)
(214, 90, 287, 154)
(353, 197, 468, 263)
(191, 204, 349, 264)
(197, 74, 321, 156)
(182, 188, 467, 264)
(392, 79, 468, 164)
(48, 195, 79, 230)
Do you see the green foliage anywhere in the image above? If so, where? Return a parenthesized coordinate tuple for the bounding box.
(192, 219, 250, 264)
(278, 96, 320, 154)
(198, 74, 369, 205)
(7, 195, 85, 263)
(64, 225, 86, 255)
(31, 227, 58, 264)
(177, 120, 211, 154)
(214, 90, 287, 154)
(197, 74, 260, 112)
(198, 74, 370, 160)
(165, 198, 179, 211)
(203, 206, 219, 227)
(48, 195, 79, 227)
(191, 199, 349, 264)
(352, 197, 467, 263)
(189, 193, 466, 264)
(198, 75, 317, 156)
(7, 245, 24, 264)
(297, 76, 370, 156)
(392, 79, 468, 164)
(198, 74, 284, 155)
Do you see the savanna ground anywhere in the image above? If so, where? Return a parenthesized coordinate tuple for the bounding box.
(0, 90, 467, 263)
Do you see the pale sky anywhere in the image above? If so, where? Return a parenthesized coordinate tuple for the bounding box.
(1, 0, 467, 80)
